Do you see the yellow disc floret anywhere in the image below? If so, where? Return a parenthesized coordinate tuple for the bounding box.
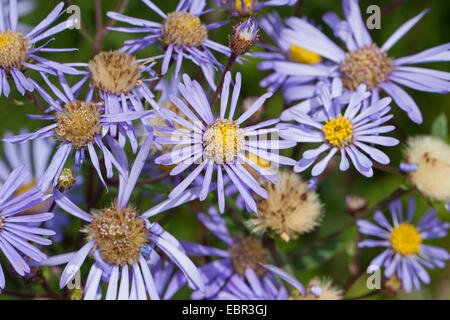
(162, 12, 207, 47)
(203, 118, 244, 164)
(289, 45, 321, 64)
(55, 101, 102, 149)
(0, 31, 30, 69)
(85, 205, 149, 266)
(235, 0, 254, 13)
(323, 115, 353, 147)
(391, 223, 422, 255)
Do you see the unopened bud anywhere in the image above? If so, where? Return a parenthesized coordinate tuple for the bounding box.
(383, 275, 402, 294)
(69, 288, 83, 300)
(345, 194, 367, 216)
(57, 168, 76, 191)
(229, 18, 259, 56)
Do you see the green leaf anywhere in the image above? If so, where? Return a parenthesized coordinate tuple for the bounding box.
(292, 238, 346, 271)
(431, 113, 448, 141)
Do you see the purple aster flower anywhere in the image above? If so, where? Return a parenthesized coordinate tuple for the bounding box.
(106, 0, 230, 89)
(3, 72, 152, 191)
(272, 0, 450, 123)
(216, 0, 298, 18)
(255, 12, 318, 93)
(0, 0, 80, 97)
(42, 137, 204, 300)
(0, 165, 55, 291)
(0, 130, 71, 242)
(179, 206, 303, 299)
(357, 197, 450, 292)
(279, 82, 399, 177)
(154, 72, 296, 213)
(216, 265, 305, 300)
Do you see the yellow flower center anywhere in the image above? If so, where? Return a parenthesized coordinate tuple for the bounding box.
(235, 0, 254, 13)
(85, 205, 149, 266)
(55, 101, 102, 149)
(14, 181, 53, 215)
(88, 51, 141, 96)
(323, 115, 353, 147)
(0, 30, 30, 69)
(228, 235, 268, 277)
(15, 182, 36, 196)
(203, 118, 244, 164)
(162, 12, 207, 47)
(289, 45, 321, 64)
(391, 223, 422, 255)
(340, 43, 393, 91)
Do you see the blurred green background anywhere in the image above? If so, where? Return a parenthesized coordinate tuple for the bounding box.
(0, 0, 448, 300)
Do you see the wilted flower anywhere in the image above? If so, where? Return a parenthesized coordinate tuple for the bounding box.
(74, 51, 160, 153)
(404, 136, 450, 202)
(248, 170, 323, 241)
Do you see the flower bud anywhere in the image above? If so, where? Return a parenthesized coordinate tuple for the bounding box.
(383, 275, 402, 294)
(345, 194, 368, 217)
(229, 18, 259, 56)
(57, 168, 76, 191)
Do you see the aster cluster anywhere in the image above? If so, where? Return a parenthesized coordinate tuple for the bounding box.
(0, 0, 448, 302)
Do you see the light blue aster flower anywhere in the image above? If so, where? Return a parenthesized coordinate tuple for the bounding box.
(357, 197, 450, 293)
(270, 0, 450, 124)
(41, 137, 204, 300)
(0, 165, 55, 292)
(278, 81, 399, 177)
(0, 0, 81, 97)
(106, 0, 231, 89)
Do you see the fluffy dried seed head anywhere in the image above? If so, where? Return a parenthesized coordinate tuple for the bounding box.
(162, 12, 207, 47)
(55, 101, 102, 149)
(89, 51, 141, 96)
(203, 118, 244, 164)
(85, 205, 149, 266)
(249, 171, 323, 241)
(293, 277, 343, 300)
(0, 31, 30, 70)
(228, 235, 268, 277)
(340, 43, 393, 91)
(404, 136, 450, 202)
